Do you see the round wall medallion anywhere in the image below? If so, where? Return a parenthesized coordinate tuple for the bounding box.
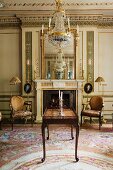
(84, 83, 93, 94)
(24, 83, 31, 94)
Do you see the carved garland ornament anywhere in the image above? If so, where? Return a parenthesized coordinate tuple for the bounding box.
(3, 2, 113, 8)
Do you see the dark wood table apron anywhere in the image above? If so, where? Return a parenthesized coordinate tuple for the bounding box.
(41, 109, 79, 162)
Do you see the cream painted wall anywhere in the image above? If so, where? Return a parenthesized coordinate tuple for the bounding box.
(0, 29, 21, 95)
(98, 31, 113, 93)
(0, 26, 113, 120)
(98, 30, 113, 119)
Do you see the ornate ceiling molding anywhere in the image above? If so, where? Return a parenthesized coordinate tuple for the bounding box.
(18, 14, 113, 27)
(2, 2, 113, 8)
(0, 17, 20, 27)
(0, 14, 113, 27)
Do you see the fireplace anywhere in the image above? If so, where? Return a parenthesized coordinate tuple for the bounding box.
(43, 90, 76, 112)
(34, 79, 83, 122)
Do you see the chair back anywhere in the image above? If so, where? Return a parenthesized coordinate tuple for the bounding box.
(90, 96, 103, 111)
(11, 96, 24, 111)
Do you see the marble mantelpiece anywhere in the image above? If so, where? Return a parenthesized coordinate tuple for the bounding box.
(34, 79, 84, 122)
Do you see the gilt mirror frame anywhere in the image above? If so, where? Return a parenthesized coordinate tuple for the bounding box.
(40, 29, 78, 80)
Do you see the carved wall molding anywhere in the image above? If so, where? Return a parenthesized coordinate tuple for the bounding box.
(0, 17, 20, 27)
(0, 15, 113, 27)
(87, 31, 94, 90)
(2, 2, 113, 9)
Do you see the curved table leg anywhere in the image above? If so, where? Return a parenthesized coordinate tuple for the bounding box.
(47, 125, 49, 140)
(41, 123, 46, 162)
(75, 124, 79, 162)
(71, 125, 74, 139)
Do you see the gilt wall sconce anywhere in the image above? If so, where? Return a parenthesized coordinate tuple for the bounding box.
(10, 76, 21, 96)
(95, 76, 106, 96)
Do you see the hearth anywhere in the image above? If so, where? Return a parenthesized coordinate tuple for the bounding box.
(43, 90, 76, 112)
(34, 79, 83, 122)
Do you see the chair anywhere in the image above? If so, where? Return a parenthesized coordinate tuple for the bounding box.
(10, 96, 34, 130)
(0, 112, 2, 130)
(81, 96, 104, 130)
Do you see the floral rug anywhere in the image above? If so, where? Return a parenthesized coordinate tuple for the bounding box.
(0, 123, 113, 170)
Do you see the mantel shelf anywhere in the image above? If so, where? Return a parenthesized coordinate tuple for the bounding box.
(34, 79, 84, 90)
(34, 79, 84, 82)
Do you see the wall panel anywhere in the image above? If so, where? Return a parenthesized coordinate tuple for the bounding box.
(0, 29, 20, 95)
(98, 32, 113, 93)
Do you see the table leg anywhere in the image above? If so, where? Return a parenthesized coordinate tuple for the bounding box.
(47, 125, 49, 140)
(112, 113, 113, 130)
(75, 124, 79, 162)
(71, 125, 74, 139)
(41, 123, 46, 162)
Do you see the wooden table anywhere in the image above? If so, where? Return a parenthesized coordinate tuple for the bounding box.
(41, 108, 79, 162)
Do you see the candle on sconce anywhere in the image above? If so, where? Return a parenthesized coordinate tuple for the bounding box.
(59, 90, 60, 99)
(27, 59, 30, 66)
(49, 18, 51, 28)
(67, 18, 70, 30)
(61, 92, 63, 100)
(42, 24, 44, 34)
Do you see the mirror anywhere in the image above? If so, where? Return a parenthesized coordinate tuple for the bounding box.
(41, 31, 77, 80)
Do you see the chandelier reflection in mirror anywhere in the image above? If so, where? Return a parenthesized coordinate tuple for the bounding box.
(54, 49, 66, 72)
(42, 0, 79, 75)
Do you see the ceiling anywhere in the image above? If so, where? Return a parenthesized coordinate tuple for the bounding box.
(1, 0, 113, 17)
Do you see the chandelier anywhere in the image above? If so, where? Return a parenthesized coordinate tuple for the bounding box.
(41, 0, 79, 74)
(42, 0, 75, 49)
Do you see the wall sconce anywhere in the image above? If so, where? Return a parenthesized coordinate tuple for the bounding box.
(95, 76, 106, 96)
(95, 76, 105, 85)
(10, 77, 21, 85)
(95, 76, 105, 94)
(10, 76, 21, 95)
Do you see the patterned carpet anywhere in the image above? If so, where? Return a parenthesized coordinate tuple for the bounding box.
(0, 123, 113, 170)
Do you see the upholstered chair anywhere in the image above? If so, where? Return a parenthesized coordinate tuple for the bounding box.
(10, 96, 34, 130)
(0, 112, 2, 130)
(81, 96, 104, 130)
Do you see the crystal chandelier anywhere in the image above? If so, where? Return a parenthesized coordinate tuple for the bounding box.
(41, 0, 79, 74)
(42, 0, 75, 49)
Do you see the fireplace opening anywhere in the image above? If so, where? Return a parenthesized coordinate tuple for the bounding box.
(43, 90, 76, 112)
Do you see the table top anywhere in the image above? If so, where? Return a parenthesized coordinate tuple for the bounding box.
(43, 108, 77, 119)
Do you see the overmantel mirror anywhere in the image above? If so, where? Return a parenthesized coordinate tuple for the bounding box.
(41, 29, 78, 80)
(40, 0, 79, 80)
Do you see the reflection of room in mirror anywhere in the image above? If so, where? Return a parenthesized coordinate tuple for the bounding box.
(45, 54, 74, 79)
(44, 32, 75, 79)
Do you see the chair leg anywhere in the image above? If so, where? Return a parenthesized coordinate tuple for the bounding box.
(10, 114, 13, 130)
(99, 116, 102, 130)
(81, 114, 82, 126)
(0, 121, 2, 130)
(31, 115, 34, 127)
(11, 120, 14, 130)
(90, 117, 92, 124)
